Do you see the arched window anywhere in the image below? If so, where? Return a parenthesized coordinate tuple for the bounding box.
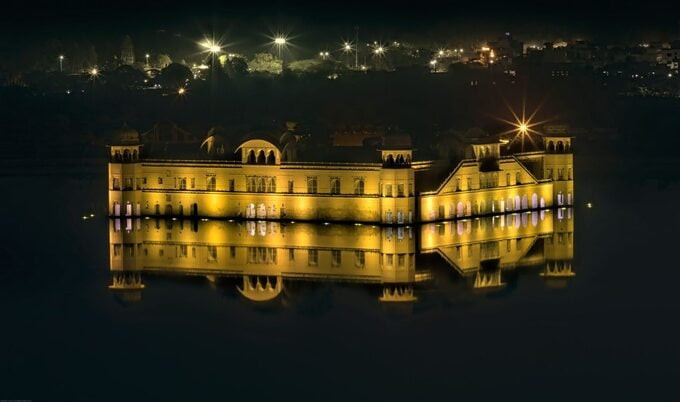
(385, 154, 394, 166)
(155, 204, 160, 215)
(330, 178, 341, 194)
(257, 177, 265, 192)
(465, 201, 471, 216)
(354, 179, 365, 195)
(132, 150, 138, 160)
(557, 141, 565, 152)
(547, 141, 555, 153)
(257, 150, 266, 164)
(456, 202, 464, 217)
(207, 176, 216, 191)
(516, 172, 521, 185)
(515, 195, 521, 210)
(531, 193, 538, 209)
(396, 154, 404, 164)
(123, 149, 130, 161)
(247, 150, 256, 164)
(267, 150, 276, 164)
(506, 173, 511, 186)
(521, 195, 528, 210)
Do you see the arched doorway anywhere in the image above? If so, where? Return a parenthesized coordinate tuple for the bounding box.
(456, 202, 464, 217)
(465, 201, 471, 216)
(257, 151, 266, 164)
(540, 197, 545, 208)
(246, 203, 256, 219)
(531, 193, 538, 209)
(257, 203, 266, 219)
(247, 150, 256, 164)
(397, 211, 404, 224)
(515, 195, 521, 210)
(125, 202, 132, 216)
(113, 202, 121, 216)
(267, 151, 276, 164)
(191, 203, 198, 217)
(521, 195, 528, 210)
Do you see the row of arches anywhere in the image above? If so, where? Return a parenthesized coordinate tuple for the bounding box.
(383, 153, 412, 167)
(546, 140, 571, 153)
(432, 193, 548, 220)
(111, 148, 139, 162)
(246, 149, 276, 164)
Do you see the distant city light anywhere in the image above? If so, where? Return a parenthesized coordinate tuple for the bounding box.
(59, 55, 64, 60)
(373, 46, 385, 55)
(274, 37, 287, 45)
(90, 68, 98, 76)
(343, 42, 352, 51)
(178, 87, 186, 95)
(438, 49, 444, 56)
(429, 59, 437, 66)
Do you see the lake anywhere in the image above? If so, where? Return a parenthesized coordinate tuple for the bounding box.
(1, 140, 679, 401)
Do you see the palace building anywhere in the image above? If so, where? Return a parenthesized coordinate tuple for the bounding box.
(108, 123, 573, 224)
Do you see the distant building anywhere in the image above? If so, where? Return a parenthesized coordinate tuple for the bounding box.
(120, 35, 135, 66)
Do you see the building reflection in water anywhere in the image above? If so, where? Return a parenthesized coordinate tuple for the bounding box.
(109, 208, 574, 304)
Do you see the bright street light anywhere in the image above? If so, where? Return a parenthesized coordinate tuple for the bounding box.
(59, 55, 64, 72)
(272, 36, 288, 59)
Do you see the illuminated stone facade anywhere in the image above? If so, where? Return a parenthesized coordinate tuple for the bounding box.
(418, 136, 573, 222)
(108, 127, 572, 224)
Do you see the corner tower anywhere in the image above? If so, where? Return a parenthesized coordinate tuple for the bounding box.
(379, 135, 415, 224)
(108, 124, 143, 217)
(542, 124, 574, 207)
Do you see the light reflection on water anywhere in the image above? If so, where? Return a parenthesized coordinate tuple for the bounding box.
(108, 208, 574, 305)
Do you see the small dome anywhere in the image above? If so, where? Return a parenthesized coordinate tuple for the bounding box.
(112, 124, 140, 145)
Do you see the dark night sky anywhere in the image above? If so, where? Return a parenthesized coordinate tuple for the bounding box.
(1, 0, 679, 59)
